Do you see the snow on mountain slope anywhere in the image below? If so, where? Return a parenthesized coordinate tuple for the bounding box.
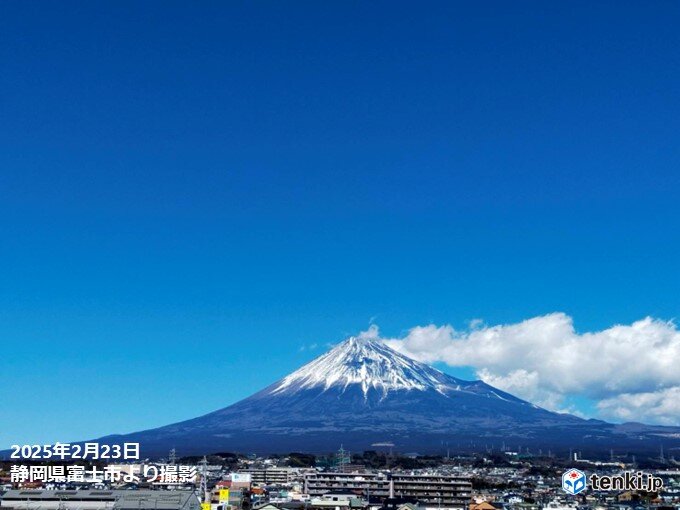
(268, 335, 517, 402)
(270, 336, 455, 396)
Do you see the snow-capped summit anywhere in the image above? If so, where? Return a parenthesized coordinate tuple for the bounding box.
(270, 335, 457, 396)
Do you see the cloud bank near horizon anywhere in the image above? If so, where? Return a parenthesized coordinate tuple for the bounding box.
(361, 314, 680, 426)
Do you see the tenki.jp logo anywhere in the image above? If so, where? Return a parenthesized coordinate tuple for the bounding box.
(562, 468, 587, 495)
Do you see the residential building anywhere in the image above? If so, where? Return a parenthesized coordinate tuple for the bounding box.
(0, 490, 200, 510)
(304, 473, 472, 510)
(239, 469, 297, 485)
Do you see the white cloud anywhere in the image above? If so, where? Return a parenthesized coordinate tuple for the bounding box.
(378, 313, 680, 425)
(597, 387, 680, 425)
(358, 324, 380, 340)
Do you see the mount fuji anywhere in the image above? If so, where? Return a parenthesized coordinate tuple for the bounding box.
(94, 336, 679, 457)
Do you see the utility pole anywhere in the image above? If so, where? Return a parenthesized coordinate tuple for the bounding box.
(199, 456, 209, 504)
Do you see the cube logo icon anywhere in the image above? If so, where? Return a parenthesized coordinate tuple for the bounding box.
(562, 468, 587, 495)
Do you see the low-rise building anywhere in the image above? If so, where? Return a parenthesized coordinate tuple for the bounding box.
(0, 490, 200, 510)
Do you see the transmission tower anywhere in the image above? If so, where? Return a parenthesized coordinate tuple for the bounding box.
(336, 445, 350, 472)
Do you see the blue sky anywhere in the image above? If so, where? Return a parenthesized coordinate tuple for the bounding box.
(2, 1, 680, 448)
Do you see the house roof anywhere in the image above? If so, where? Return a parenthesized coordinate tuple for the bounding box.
(471, 501, 497, 510)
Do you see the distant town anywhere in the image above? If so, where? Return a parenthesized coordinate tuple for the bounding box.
(2, 446, 679, 510)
